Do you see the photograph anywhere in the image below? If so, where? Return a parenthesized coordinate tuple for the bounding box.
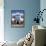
(11, 10, 25, 27)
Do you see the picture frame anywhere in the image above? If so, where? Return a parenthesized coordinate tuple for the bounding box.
(11, 10, 25, 27)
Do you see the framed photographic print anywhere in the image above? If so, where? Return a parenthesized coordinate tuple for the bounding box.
(11, 10, 25, 27)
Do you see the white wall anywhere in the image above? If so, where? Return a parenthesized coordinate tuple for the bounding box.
(0, 0, 4, 42)
(40, 0, 46, 45)
(40, 0, 46, 27)
(40, 0, 46, 9)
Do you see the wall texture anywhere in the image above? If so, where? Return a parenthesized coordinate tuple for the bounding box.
(4, 0, 40, 42)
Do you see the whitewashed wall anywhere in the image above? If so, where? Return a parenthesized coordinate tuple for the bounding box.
(0, 0, 4, 42)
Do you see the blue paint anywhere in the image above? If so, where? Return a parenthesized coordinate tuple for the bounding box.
(4, 0, 40, 42)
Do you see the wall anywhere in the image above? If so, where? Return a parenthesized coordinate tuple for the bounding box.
(40, 0, 46, 27)
(4, 0, 40, 42)
(0, 0, 4, 42)
(40, 0, 46, 45)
